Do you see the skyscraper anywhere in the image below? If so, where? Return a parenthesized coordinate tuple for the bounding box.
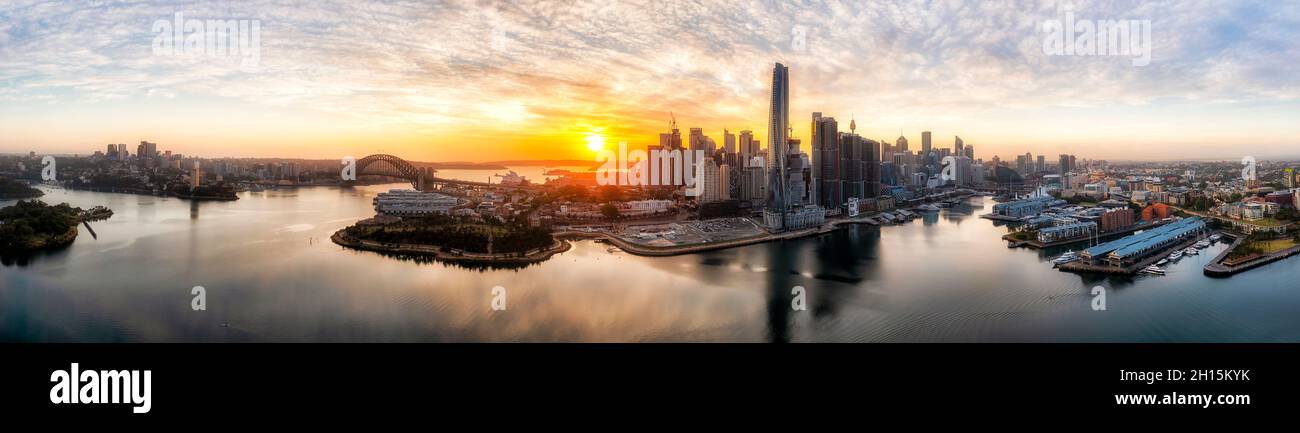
(766, 63, 790, 215)
(954, 136, 964, 158)
(702, 158, 721, 202)
(865, 138, 881, 198)
(718, 163, 731, 201)
(743, 156, 766, 204)
(191, 161, 203, 188)
(811, 113, 840, 208)
(839, 132, 866, 201)
(921, 131, 932, 160)
(738, 130, 757, 167)
(689, 128, 708, 153)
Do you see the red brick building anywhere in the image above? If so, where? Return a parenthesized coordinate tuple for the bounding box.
(1101, 207, 1135, 232)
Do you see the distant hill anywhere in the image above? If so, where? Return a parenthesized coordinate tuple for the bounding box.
(0, 177, 44, 199)
(480, 160, 594, 167)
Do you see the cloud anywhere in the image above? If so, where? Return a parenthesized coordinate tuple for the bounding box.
(1, 0, 1298, 159)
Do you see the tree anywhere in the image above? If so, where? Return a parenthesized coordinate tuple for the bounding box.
(598, 185, 624, 202)
(600, 203, 620, 220)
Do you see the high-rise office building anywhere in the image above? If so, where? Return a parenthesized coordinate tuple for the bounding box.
(738, 130, 758, 167)
(659, 128, 682, 151)
(766, 63, 790, 216)
(864, 138, 881, 198)
(1036, 155, 1046, 173)
(955, 156, 973, 186)
(881, 161, 898, 186)
(896, 135, 909, 154)
(1059, 154, 1071, 174)
(684, 128, 711, 188)
(702, 158, 721, 202)
(921, 131, 932, 159)
(191, 161, 203, 188)
(723, 129, 735, 155)
(811, 113, 840, 208)
(954, 136, 964, 158)
(787, 143, 809, 205)
(839, 132, 868, 202)
(689, 128, 709, 153)
(717, 163, 731, 201)
(743, 157, 766, 204)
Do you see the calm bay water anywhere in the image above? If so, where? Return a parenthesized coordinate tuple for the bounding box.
(3, 183, 1300, 342)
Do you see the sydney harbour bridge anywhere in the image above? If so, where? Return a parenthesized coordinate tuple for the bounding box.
(352, 154, 528, 191)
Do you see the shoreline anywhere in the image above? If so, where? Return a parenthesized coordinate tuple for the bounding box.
(331, 230, 572, 264)
(1, 224, 78, 253)
(558, 214, 892, 257)
(334, 193, 965, 262)
(1204, 234, 1300, 277)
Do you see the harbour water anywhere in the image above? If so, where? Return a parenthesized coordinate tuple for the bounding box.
(4, 183, 1300, 342)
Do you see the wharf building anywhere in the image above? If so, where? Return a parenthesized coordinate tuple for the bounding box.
(990, 196, 1065, 219)
(1080, 217, 1207, 268)
(1036, 221, 1097, 243)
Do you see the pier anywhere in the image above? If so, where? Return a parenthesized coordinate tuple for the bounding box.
(1055, 218, 1211, 275)
(1056, 235, 1208, 275)
(1204, 233, 1300, 277)
(1003, 220, 1171, 250)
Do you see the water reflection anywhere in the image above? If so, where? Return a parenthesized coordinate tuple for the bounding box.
(4, 185, 1300, 342)
(765, 240, 793, 343)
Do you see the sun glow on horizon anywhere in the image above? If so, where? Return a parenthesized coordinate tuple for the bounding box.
(585, 132, 607, 153)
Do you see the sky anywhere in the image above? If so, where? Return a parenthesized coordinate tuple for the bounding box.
(2, 0, 1299, 162)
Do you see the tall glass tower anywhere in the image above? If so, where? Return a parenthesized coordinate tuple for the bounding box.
(766, 63, 789, 214)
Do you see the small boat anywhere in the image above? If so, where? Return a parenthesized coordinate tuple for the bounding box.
(1141, 265, 1166, 275)
(917, 204, 941, 212)
(1052, 251, 1079, 265)
(1209, 234, 1222, 242)
(1185, 248, 1199, 256)
(1157, 259, 1168, 266)
(1194, 240, 1210, 249)
(1169, 250, 1183, 260)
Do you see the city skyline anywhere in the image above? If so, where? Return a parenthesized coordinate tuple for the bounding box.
(3, 1, 1300, 162)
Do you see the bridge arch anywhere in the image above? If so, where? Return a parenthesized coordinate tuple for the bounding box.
(356, 154, 428, 189)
